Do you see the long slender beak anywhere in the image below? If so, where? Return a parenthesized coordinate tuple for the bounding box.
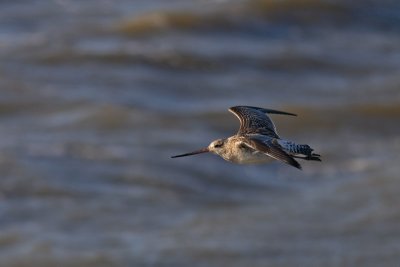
(171, 147, 209, 158)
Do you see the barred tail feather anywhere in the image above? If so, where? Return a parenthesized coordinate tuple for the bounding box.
(277, 140, 321, 162)
(296, 144, 313, 155)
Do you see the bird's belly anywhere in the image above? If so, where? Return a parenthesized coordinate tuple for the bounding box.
(229, 151, 273, 165)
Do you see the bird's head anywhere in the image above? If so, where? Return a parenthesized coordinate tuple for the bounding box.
(207, 138, 226, 155)
(171, 138, 226, 158)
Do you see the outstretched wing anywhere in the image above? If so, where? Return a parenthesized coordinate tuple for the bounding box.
(229, 106, 296, 138)
(245, 135, 301, 169)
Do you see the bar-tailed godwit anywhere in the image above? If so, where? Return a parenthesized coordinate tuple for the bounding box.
(172, 106, 321, 169)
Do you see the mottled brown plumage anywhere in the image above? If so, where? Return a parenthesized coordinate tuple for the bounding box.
(172, 106, 321, 169)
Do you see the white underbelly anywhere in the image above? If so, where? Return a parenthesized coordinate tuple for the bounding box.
(229, 151, 274, 165)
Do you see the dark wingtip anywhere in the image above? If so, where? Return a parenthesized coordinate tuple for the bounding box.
(292, 159, 302, 170)
(265, 109, 297, 117)
(249, 138, 302, 170)
(229, 106, 297, 117)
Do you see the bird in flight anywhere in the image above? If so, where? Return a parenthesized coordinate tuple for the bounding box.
(171, 106, 321, 169)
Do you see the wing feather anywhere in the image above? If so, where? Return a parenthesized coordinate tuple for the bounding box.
(246, 137, 302, 169)
(229, 106, 296, 137)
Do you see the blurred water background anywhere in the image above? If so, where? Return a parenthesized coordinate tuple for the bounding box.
(1, 0, 400, 266)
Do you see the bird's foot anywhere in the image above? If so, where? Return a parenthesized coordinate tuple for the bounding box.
(293, 153, 321, 162)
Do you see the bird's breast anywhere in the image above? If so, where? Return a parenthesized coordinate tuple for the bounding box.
(222, 141, 273, 164)
(234, 150, 273, 164)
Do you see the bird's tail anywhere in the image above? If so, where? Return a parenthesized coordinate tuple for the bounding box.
(277, 140, 321, 161)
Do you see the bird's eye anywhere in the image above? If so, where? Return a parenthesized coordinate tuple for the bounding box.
(239, 143, 247, 149)
(214, 142, 223, 148)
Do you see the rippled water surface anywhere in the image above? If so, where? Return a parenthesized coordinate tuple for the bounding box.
(1, 0, 400, 266)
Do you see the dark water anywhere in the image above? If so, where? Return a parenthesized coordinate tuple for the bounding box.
(1, 0, 400, 266)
